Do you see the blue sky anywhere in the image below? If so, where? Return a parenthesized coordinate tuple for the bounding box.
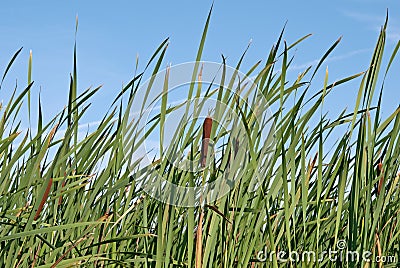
(0, 0, 399, 127)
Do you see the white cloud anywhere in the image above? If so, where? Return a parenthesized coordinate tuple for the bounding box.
(343, 10, 400, 43)
(290, 48, 371, 71)
(342, 11, 386, 23)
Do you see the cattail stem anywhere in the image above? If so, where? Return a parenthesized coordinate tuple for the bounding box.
(195, 207, 203, 268)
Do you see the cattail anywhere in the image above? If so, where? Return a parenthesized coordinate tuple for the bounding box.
(34, 178, 53, 220)
(200, 117, 213, 167)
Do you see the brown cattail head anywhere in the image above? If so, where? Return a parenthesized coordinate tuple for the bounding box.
(202, 117, 212, 139)
(200, 117, 213, 167)
(34, 178, 53, 220)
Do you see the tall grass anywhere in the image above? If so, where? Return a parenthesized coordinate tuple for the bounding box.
(0, 10, 399, 268)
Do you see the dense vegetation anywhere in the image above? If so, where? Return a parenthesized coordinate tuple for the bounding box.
(0, 9, 399, 268)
